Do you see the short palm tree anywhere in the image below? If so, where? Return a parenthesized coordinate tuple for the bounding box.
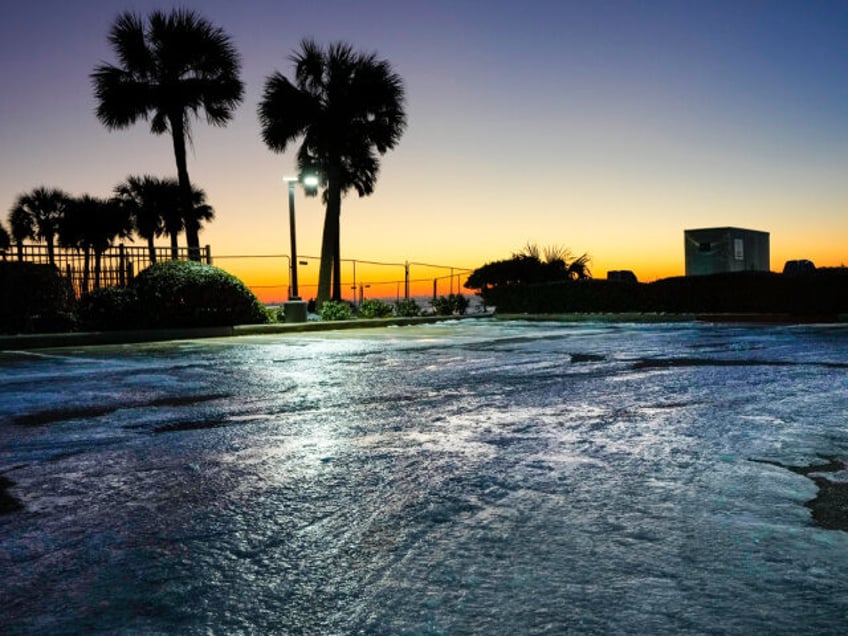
(92, 9, 243, 261)
(0, 221, 10, 258)
(258, 39, 406, 304)
(61, 195, 132, 291)
(182, 187, 215, 257)
(114, 175, 170, 263)
(59, 197, 94, 293)
(116, 176, 213, 261)
(7, 205, 32, 261)
(10, 187, 70, 265)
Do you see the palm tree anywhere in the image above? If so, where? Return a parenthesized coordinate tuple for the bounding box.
(11, 187, 70, 265)
(0, 221, 10, 259)
(516, 242, 592, 281)
(7, 205, 32, 261)
(115, 176, 214, 262)
(61, 195, 132, 291)
(92, 9, 243, 261)
(564, 253, 592, 281)
(115, 175, 169, 263)
(89, 197, 132, 289)
(59, 197, 94, 293)
(258, 39, 407, 304)
(182, 186, 214, 258)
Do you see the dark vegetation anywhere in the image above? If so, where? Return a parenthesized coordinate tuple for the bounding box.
(1, 260, 266, 333)
(113, 261, 267, 329)
(0, 262, 75, 333)
(357, 298, 394, 319)
(431, 294, 469, 316)
(469, 269, 848, 316)
(464, 244, 848, 317)
(319, 298, 422, 321)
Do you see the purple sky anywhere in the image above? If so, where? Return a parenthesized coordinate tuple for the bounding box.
(2, 0, 847, 283)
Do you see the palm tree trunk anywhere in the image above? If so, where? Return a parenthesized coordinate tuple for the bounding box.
(16, 242, 24, 261)
(332, 214, 341, 301)
(147, 236, 157, 264)
(317, 177, 342, 306)
(331, 178, 342, 301)
(317, 212, 334, 307)
(169, 114, 200, 261)
(46, 235, 55, 266)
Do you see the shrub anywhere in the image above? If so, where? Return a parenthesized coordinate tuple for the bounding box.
(130, 261, 267, 328)
(264, 306, 284, 323)
(320, 300, 353, 321)
(77, 286, 139, 331)
(431, 293, 468, 316)
(0, 262, 75, 333)
(394, 298, 421, 317)
(358, 298, 393, 318)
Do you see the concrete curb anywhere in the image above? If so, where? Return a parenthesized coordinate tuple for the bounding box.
(0, 315, 491, 351)
(4, 312, 843, 351)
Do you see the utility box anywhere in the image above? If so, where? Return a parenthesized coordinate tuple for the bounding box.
(684, 227, 770, 276)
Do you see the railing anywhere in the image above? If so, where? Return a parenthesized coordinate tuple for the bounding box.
(5, 243, 212, 297)
(214, 253, 473, 304)
(2, 242, 473, 303)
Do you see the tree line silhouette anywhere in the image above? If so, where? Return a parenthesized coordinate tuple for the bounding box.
(3, 180, 212, 291)
(2, 8, 406, 308)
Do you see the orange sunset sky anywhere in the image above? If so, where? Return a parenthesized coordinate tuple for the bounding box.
(2, 1, 846, 303)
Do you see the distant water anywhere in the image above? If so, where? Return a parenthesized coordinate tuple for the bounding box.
(2, 319, 848, 634)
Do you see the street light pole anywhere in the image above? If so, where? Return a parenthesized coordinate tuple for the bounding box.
(284, 177, 300, 300)
(282, 175, 318, 322)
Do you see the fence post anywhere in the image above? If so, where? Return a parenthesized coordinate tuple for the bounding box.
(205, 245, 212, 265)
(118, 244, 126, 287)
(65, 263, 75, 297)
(404, 261, 410, 300)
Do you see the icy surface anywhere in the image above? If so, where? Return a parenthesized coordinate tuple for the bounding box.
(2, 319, 848, 634)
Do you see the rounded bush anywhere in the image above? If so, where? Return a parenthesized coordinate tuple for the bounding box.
(320, 300, 353, 321)
(131, 261, 267, 328)
(358, 298, 393, 319)
(431, 293, 468, 316)
(394, 298, 421, 317)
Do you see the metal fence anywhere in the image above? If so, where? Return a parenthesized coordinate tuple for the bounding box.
(3, 243, 212, 297)
(1, 242, 473, 303)
(213, 253, 474, 305)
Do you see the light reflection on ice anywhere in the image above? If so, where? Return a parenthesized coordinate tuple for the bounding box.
(2, 320, 848, 634)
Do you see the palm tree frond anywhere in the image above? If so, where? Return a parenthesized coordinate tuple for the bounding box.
(258, 72, 315, 152)
(92, 66, 156, 129)
(108, 12, 152, 75)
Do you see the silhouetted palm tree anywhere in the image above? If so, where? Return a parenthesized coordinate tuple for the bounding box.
(59, 197, 94, 293)
(258, 39, 406, 304)
(115, 175, 169, 263)
(182, 187, 214, 258)
(61, 195, 132, 291)
(92, 9, 243, 261)
(117, 177, 213, 261)
(8, 204, 33, 261)
(516, 243, 592, 281)
(0, 221, 10, 259)
(564, 253, 592, 281)
(11, 187, 70, 265)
